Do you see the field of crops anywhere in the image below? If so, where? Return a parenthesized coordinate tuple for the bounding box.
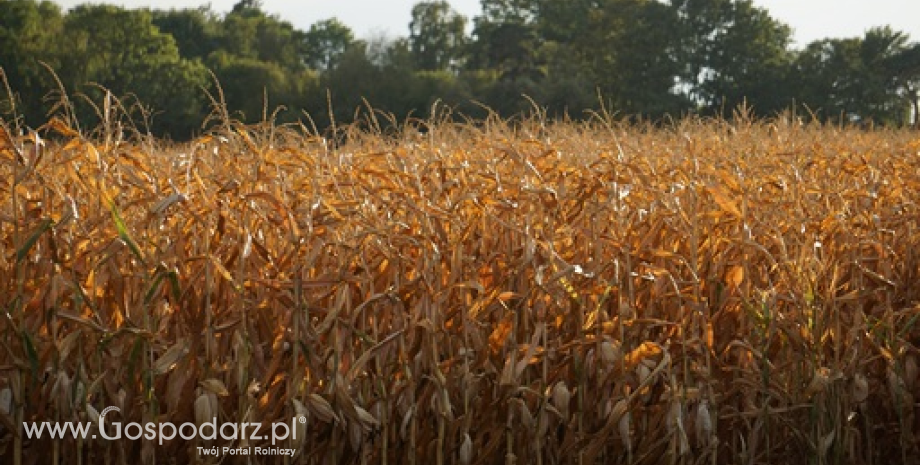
(1, 112, 919, 464)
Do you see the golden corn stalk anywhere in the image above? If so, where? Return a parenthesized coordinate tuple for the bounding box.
(0, 114, 919, 465)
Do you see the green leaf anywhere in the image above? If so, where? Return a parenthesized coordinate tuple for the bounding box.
(127, 336, 144, 383)
(166, 269, 181, 302)
(20, 331, 39, 378)
(144, 266, 167, 305)
(109, 201, 146, 265)
(16, 218, 54, 263)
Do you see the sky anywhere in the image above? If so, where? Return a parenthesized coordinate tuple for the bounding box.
(50, 0, 920, 49)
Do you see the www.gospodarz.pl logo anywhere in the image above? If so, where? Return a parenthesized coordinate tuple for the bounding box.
(23, 405, 307, 451)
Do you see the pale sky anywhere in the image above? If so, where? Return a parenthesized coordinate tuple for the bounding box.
(49, 0, 920, 48)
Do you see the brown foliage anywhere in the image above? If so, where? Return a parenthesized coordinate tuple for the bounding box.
(1, 115, 919, 464)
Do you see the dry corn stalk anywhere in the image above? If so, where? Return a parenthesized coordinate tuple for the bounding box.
(3, 115, 920, 464)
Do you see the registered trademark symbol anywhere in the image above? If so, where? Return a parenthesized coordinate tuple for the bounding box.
(298, 417, 306, 424)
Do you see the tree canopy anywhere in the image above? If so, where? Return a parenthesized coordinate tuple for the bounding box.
(0, 0, 918, 138)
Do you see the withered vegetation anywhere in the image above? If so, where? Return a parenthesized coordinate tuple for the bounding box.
(1, 105, 919, 464)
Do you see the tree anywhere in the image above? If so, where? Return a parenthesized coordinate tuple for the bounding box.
(536, 0, 592, 44)
(0, 0, 65, 127)
(479, 0, 541, 23)
(469, 0, 543, 82)
(219, 1, 304, 71)
(302, 19, 355, 71)
(60, 5, 209, 137)
(887, 43, 920, 127)
(861, 27, 918, 125)
(794, 27, 919, 126)
(231, 0, 263, 17)
(793, 38, 859, 122)
(576, 0, 687, 117)
(151, 7, 221, 60)
(537, 39, 598, 117)
(520, 0, 688, 118)
(670, 0, 794, 116)
(408, 1, 468, 71)
(208, 51, 316, 124)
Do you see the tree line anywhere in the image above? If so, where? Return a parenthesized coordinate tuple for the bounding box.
(1, 0, 919, 138)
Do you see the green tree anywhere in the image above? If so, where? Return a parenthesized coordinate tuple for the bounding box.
(793, 38, 859, 122)
(200, 0, 314, 126)
(60, 5, 209, 137)
(0, 0, 65, 126)
(309, 40, 376, 126)
(366, 36, 430, 117)
(208, 51, 316, 124)
(316, 37, 404, 123)
(463, 0, 546, 115)
(302, 19, 355, 71)
(794, 27, 919, 126)
(219, 0, 304, 70)
(524, 0, 688, 118)
(860, 27, 918, 125)
(469, 0, 543, 82)
(888, 43, 920, 126)
(309, 34, 469, 127)
(670, 0, 794, 115)
(537, 40, 597, 117)
(231, 0, 263, 16)
(151, 7, 221, 60)
(408, 1, 468, 71)
(479, 0, 541, 23)
(581, 0, 687, 117)
(536, 0, 591, 44)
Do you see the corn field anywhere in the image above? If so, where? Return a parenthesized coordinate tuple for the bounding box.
(1, 109, 919, 465)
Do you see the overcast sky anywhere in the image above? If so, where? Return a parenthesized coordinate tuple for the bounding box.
(49, 0, 920, 48)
